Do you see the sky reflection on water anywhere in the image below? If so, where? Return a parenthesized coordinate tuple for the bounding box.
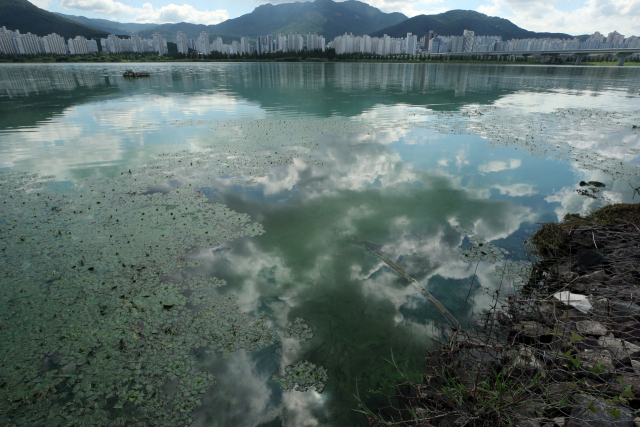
(1, 63, 640, 426)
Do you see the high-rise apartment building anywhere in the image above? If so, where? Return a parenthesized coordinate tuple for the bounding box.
(196, 31, 209, 55)
(153, 33, 166, 55)
(176, 31, 188, 54)
(406, 32, 417, 55)
(463, 30, 475, 52)
(607, 31, 624, 44)
(41, 33, 66, 54)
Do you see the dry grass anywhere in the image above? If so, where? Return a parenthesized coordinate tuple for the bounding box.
(528, 203, 640, 257)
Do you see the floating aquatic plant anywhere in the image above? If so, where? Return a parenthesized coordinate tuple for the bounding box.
(0, 168, 277, 426)
(452, 226, 509, 264)
(284, 318, 314, 343)
(272, 360, 328, 393)
(410, 107, 640, 181)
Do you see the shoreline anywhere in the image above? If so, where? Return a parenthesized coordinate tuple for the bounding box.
(1, 58, 638, 67)
(359, 203, 640, 426)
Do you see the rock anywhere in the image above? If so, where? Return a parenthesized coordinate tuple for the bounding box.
(610, 301, 640, 318)
(579, 349, 616, 371)
(497, 311, 514, 327)
(415, 407, 428, 417)
(570, 394, 635, 426)
(610, 275, 640, 288)
(540, 303, 559, 324)
(577, 321, 608, 336)
(634, 417, 640, 427)
(598, 336, 640, 364)
(589, 297, 609, 317)
(552, 417, 566, 426)
(559, 263, 579, 281)
(576, 271, 607, 284)
(588, 181, 605, 188)
(513, 321, 551, 337)
(579, 181, 588, 186)
(575, 248, 604, 271)
(508, 346, 544, 370)
(546, 383, 573, 406)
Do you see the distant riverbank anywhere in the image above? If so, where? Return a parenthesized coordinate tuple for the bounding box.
(1, 56, 639, 66)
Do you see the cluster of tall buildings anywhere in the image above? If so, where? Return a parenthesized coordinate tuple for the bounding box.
(0, 26, 170, 56)
(255, 33, 326, 54)
(175, 31, 325, 56)
(329, 32, 418, 55)
(0, 26, 98, 55)
(424, 30, 640, 54)
(175, 31, 253, 56)
(327, 29, 640, 56)
(100, 33, 167, 55)
(2, 24, 638, 59)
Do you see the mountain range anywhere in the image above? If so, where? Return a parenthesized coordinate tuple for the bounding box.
(53, 13, 158, 36)
(0, 0, 107, 39)
(370, 10, 572, 40)
(135, 0, 408, 42)
(1, 0, 576, 45)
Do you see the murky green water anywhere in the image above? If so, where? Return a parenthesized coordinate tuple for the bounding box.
(1, 63, 639, 426)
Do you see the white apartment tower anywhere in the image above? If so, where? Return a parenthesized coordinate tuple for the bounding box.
(406, 32, 417, 55)
(176, 31, 188, 54)
(196, 31, 209, 55)
(463, 30, 475, 52)
(42, 33, 66, 54)
(153, 33, 166, 55)
(240, 37, 249, 54)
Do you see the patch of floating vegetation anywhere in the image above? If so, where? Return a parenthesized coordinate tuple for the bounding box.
(0, 140, 332, 426)
(272, 361, 328, 394)
(452, 226, 509, 264)
(284, 318, 314, 344)
(453, 226, 530, 290)
(409, 107, 640, 180)
(166, 117, 409, 148)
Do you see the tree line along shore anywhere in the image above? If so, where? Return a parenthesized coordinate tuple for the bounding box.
(1, 49, 639, 66)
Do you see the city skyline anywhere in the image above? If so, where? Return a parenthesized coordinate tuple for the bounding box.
(23, 0, 640, 41)
(2, 24, 639, 58)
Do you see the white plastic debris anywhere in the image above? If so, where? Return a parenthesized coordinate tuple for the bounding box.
(553, 291, 592, 313)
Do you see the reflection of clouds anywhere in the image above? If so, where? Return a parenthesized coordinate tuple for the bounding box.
(471, 204, 536, 242)
(281, 389, 326, 427)
(545, 186, 600, 221)
(478, 159, 521, 173)
(491, 183, 537, 197)
(194, 351, 278, 427)
(255, 131, 417, 197)
(544, 169, 627, 221)
(456, 149, 469, 167)
(92, 92, 244, 130)
(0, 112, 125, 176)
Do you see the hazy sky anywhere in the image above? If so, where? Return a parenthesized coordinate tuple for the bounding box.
(30, 0, 639, 37)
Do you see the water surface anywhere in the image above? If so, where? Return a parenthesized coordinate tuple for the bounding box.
(1, 63, 639, 427)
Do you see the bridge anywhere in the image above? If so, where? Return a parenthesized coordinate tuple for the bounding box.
(427, 48, 640, 66)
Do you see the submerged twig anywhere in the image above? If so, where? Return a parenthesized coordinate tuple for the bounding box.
(358, 241, 461, 330)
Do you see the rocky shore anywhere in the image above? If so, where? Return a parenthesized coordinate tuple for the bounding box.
(372, 204, 640, 427)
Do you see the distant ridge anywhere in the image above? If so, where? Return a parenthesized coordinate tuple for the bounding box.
(54, 13, 158, 36)
(0, 0, 107, 40)
(136, 0, 408, 41)
(370, 10, 574, 40)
